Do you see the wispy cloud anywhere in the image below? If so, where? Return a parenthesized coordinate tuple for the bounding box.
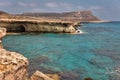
(45, 2, 58, 8)
(17, 2, 37, 7)
(0, 2, 12, 7)
(89, 6, 103, 10)
(45, 2, 72, 8)
(60, 3, 72, 9)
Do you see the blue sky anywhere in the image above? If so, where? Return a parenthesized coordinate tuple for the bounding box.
(0, 0, 120, 21)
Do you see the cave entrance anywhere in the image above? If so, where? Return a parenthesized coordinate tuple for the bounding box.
(17, 25, 25, 32)
(7, 25, 26, 32)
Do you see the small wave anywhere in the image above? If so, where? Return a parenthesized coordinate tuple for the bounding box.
(106, 67, 120, 79)
(70, 30, 85, 34)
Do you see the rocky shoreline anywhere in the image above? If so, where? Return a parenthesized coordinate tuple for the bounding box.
(0, 15, 79, 33)
(0, 10, 101, 34)
(0, 10, 101, 80)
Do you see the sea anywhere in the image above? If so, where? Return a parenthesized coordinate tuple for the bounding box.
(2, 22, 120, 80)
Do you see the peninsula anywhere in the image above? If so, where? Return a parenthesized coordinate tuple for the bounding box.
(0, 11, 100, 33)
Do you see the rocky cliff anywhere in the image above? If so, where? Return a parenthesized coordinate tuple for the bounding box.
(0, 15, 77, 33)
(0, 49, 29, 80)
(0, 10, 100, 33)
(0, 28, 60, 80)
(0, 28, 28, 80)
(0, 20, 76, 33)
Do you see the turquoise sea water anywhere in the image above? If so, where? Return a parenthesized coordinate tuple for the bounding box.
(3, 22, 120, 80)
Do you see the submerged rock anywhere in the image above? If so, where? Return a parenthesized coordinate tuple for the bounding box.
(46, 74, 60, 80)
(84, 77, 93, 80)
(59, 71, 80, 80)
(30, 71, 54, 80)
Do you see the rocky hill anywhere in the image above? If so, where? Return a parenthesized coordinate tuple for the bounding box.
(20, 11, 100, 22)
(0, 11, 9, 15)
(0, 10, 100, 22)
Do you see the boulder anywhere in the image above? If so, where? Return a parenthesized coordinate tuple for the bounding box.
(0, 49, 28, 80)
(30, 71, 54, 80)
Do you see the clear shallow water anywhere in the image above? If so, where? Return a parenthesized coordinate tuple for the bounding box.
(3, 22, 120, 80)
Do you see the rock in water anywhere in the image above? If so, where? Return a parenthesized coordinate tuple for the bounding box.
(30, 71, 54, 80)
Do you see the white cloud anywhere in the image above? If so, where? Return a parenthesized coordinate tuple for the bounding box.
(60, 3, 72, 9)
(45, 2, 58, 8)
(45, 2, 72, 8)
(89, 6, 103, 10)
(0, 2, 12, 7)
(17, 2, 37, 7)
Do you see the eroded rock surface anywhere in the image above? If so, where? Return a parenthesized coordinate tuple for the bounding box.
(0, 49, 28, 80)
(30, 71, 54, 80)
(0, 28, 6, 48)
(0, 16, 77, 33)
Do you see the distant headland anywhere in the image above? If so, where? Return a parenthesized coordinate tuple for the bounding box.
(0, 10, 101, 33)
(19, 10, 100, 22)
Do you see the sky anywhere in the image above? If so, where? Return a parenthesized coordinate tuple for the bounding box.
(0, 0, 120, 21)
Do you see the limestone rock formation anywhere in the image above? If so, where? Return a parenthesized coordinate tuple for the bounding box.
(0, 20, 76, 33)
(0, 49, 58, 80)
(0, 28, 6, 48)
(46, 74, 60, 80)
(0, 28, 6, 39)
(0, 10, 101, 33)
(0, 28, 27, 80)
(0, 16, 77, 33)
(0, 49, 28, 80)
(30, 71, 54, 80)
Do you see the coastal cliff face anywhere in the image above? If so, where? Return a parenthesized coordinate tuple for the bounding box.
(0, 10, 100, 33)
(0, 28, 59, 80)
(0, 20, 76, 33)
(0, 49, 28, 80)
(0, 28, 28, 80)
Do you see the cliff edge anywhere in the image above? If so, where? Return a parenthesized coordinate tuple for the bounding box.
(0, 10, 100, 33)
(0, 14, 77, 33)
